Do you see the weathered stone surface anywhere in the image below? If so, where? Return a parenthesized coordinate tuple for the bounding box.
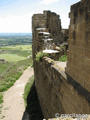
(34, 57, 90, 119)
(32, 10, 67, 62)
(66, 0, 90, 92)
(32, 10, 66, 52)
(48, 115, 90, 120)
(32, 0, 90, 119)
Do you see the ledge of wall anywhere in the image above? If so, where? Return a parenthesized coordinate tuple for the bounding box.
(34, 57, 90, 119)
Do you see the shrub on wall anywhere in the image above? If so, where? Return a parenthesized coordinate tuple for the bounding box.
(36, 51, 49, 62)
(59, 54, 67, 62)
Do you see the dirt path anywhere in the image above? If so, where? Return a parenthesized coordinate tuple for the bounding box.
(1, 67, 33, 120)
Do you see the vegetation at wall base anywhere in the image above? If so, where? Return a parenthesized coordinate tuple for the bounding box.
(23, 75, 34, 107)
(59, 54, 67, 62)
(36, 51, 49, 62)
(0, 93, 3, 104)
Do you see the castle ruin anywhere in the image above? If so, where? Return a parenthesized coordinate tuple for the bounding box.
(32, 0, 90, 119)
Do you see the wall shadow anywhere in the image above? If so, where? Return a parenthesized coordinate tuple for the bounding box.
(22, 83, 44, 120)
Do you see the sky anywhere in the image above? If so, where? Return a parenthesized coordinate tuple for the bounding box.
(0, 0, 80, 33)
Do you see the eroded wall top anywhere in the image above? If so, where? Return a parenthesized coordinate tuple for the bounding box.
(32, 11, 63, 45)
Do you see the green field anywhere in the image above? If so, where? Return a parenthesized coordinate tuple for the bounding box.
(0, 45, 32, 73)
(0, 45, 32, 104)
(0, 54, 26, 62)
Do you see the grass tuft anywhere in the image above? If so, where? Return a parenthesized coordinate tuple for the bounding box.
(0, 93, 3, 104)
(59, 55, 67, 62)
(23, 75, 34, 107)
(36, 51, 49, 62)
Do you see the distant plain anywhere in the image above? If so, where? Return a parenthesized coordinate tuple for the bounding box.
(0, 34, 32, 104)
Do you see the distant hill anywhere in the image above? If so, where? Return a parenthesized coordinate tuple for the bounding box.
(0, 33, 32, 46)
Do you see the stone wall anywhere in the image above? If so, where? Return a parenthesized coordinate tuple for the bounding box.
(34, 57, 90, 119)
(61, 29, 69, 42)
(32, 11, 64, 54)
(32, 10, 68, 61)
(44, 11, 62, 45)
(32, 0, 90, 119)
(66, 0, 90, 92)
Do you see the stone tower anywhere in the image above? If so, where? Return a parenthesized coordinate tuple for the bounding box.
(66, 0, 90, 92)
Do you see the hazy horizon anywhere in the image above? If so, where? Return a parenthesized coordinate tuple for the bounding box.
(0, 33, 32, 37)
